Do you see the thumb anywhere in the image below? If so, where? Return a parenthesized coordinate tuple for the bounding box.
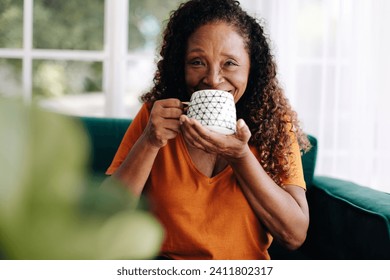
(236, 119, 251, 141)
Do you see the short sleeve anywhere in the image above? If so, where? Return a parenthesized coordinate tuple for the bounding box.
(281, 131, 306, 189)
(249, 130, 306, 190)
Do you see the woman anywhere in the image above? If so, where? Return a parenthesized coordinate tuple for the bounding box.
(106, 0, 311, 260)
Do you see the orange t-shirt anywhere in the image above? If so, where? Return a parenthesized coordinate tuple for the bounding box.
(106, 104, 306, 260)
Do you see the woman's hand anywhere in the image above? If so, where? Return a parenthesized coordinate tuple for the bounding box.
(180, 114, 252, 160)
(144, 99, 184, 149)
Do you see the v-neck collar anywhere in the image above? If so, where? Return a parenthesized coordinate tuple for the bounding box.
(177, 134, 232, 183)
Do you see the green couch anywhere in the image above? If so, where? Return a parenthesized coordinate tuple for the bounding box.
(78, 116, 390, 260)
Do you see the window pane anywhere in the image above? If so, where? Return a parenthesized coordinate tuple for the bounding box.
(0, 0, 23, 48)
(128, 0, 185, 51)
(32, 60, 102, 99)
(33, 0, 104, 50)
(0, 58, 23, 97)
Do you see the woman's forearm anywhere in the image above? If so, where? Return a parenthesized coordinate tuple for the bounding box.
(228, 149, 309, 250)
(111, 133, 160, 197)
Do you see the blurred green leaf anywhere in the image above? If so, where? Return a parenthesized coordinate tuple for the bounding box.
(0, 98, 163, 259)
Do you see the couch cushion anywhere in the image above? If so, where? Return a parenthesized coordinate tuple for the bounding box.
(304, 176, 390, 259)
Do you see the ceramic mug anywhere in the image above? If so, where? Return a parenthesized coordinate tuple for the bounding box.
(186, 89, 236, 135)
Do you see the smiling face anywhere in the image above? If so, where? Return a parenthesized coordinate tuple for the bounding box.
(184, 22, 251, 103)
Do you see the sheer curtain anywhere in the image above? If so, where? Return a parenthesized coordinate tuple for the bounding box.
(241, 0, 390, 193)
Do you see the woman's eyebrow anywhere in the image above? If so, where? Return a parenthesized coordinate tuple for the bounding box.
(221, 52, 240, 60)
(187, 49, 240, 60)
(186, 47, 205, 54)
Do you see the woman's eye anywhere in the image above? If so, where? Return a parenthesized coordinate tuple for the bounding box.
(225, 60, 238, 66)
(189, 59, 203, 66)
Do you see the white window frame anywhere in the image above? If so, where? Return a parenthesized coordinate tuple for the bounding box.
(0, 0, 129, 118)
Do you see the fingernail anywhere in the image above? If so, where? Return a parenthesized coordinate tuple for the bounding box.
(237, 119, 244, 128)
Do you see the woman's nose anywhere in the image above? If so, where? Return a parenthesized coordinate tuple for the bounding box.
(202, 66, 223, 88)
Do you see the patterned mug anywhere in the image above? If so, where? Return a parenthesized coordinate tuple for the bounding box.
(187, 89, 236, 135)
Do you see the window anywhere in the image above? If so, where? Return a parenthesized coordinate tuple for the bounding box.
(0, 0, 183, 118)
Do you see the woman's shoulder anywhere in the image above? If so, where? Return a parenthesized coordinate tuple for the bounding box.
(132, 102, 151, 122)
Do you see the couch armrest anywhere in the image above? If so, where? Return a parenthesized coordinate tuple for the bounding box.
(303, 176, 390, 259)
